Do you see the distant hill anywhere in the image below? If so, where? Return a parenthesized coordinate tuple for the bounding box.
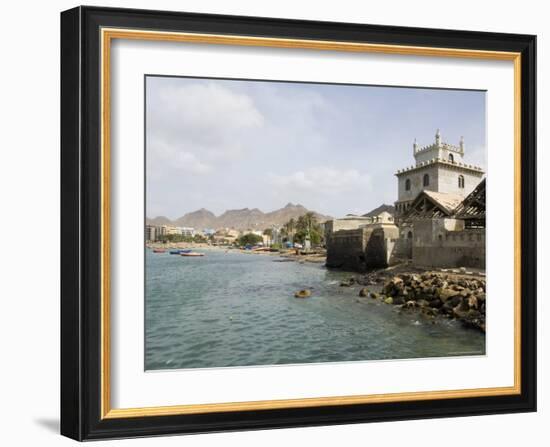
(146, 203, 332, 231)
(362, 204, 395, 217)
(146, 216, 173, 226)
(173, 208, 217, 229)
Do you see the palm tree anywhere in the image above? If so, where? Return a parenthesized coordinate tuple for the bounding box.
(284, 218, 296, 242)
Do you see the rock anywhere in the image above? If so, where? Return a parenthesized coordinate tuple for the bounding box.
(459, 267, 467, 273)
(294, 289, 311, 298)
(392, 296, 405, 305)
(429, 298, 443, 309)
(467, 295, 478, 309)
(384, 297, 394, 305)
(392, 277, 404, 286)
(422, 307, 438, 317)
(460, 288, 472, 298)
(370, 292, 380, 299)
(359, 288, 369, 297)
(416, 299, 430, 308)
(404, 300, 417, 308)
(438, 287, 459, 303)
(339, 281, 351, 287)
(449, 295, 463, 307)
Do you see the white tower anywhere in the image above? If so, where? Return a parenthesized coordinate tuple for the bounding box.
(394, 131, 485, 216)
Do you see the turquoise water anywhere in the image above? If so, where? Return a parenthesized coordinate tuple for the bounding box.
(145, 249, 485, 370)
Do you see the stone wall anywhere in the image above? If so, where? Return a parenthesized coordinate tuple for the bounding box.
(410, 218, 485, 269)
(397, 164, 440, 204)
(436, 164, 484, 197)
(326, 224, 399, 271)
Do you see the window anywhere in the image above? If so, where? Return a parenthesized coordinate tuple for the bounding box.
(405, 178, 411, 191)
(423, 174, 430, 186)
(448, 153, 454, 162)
(458, 175, 465, 188)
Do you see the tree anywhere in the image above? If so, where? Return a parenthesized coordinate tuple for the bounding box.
(192, 234, 207, 243)
(262, 228, 273, 247)
(239, 233, 263, 246)
(293, 212, 324, 246)
(282, 218, 296, 242)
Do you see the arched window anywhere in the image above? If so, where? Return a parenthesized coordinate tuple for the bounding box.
(405, 178, 411, 191)
(423, 174, 430, 187)
(458, 175, 465, 188)
(448, 153, 454, 162)
(407, 231, 413, 239)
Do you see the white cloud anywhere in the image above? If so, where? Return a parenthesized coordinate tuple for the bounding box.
(269, 167, 372, 194)
(147, 139, 212, 177)
(147, 81, 265, 168)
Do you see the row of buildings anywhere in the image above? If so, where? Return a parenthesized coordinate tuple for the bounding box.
(145, 225, 199, 242)
(146, 224, 276, 246)
(325, 130, 486, 271)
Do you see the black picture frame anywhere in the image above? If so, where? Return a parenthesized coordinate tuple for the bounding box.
(61, 5, 536, 441)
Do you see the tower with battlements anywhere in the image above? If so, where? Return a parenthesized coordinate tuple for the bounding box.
(394, 130, 484, 216)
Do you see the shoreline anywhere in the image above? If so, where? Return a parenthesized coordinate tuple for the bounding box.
(147, 243, 485, 332)
(146, 242, 328, 263)
(334, 265, 487, 333)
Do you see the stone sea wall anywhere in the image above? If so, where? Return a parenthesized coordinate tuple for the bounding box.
(326, 224, 399, 272)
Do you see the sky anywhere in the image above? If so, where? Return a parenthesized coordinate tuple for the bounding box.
(146, 76, 486, 219)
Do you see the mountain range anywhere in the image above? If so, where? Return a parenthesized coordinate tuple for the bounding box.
(146, 203, 333, 231)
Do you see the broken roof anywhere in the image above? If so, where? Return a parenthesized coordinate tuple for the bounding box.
(453, 178, 486, 220)
(402, 190, 463, 220)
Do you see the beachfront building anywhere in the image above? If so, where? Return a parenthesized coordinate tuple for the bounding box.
(145, 225, 157, 242)
(202, 228, 216, 237)
(212, 228, 240, 245)
(394, 130, 484, 217)
(178, 227, 195, 237)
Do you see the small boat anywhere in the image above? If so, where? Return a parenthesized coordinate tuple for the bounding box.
(179, 249, 192, 254)
(169, 249, 182, 255)
(152, 249, 166, 253)
(180, 252, 205, 257)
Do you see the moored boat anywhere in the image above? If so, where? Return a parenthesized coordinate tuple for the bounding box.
(152, 248, 166, 253)
(180, 252, 205, 257)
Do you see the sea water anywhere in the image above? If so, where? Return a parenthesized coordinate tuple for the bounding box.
(145, 249, 485, 370)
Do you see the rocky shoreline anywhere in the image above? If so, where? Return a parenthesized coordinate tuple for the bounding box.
(339, 268, 486, 333)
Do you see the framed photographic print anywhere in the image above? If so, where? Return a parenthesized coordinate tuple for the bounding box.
(60, 6, 537, 441)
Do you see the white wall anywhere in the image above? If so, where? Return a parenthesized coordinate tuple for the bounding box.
(0, 0, 546, 445)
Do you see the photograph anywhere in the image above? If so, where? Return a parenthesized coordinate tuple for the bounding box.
(144, 76, 487, 371)
(54, 3, 537, 442)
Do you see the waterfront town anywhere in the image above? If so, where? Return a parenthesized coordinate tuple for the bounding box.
(146, 131, 487, 332)
(147, 130, 486, 273)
